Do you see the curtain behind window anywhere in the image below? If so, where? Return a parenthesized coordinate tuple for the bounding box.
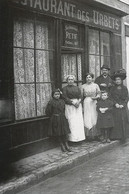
(13, 17, 53, 120)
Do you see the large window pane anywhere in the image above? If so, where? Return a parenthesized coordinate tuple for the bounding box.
(101, 56, 110, 67)
(36, 83, 52, 116)
(14, 48, 34, 83)
(15, 84, 36, 120)
(100, 32, 110, 56)
(89, 29, 99, 55)
(89, 55, 100, 78)
(36, 51, 50, 82)
(36, 22, 48, 49)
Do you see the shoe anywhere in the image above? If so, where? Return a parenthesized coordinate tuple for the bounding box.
(102, 139, 106, 143)
(64, 142, 72, 152)
(106, 139, 111, 143)
(60, 143, 66, 152)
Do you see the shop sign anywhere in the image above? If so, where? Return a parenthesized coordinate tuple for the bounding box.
(64, 24, 79, 47)
(12, 0, 121, 33)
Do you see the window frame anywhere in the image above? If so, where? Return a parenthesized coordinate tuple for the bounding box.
(13, 11, 56, 121)
(88, 27, 111, 79)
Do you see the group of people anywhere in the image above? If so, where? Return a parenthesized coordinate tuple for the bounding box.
(46, 65, 129, 152)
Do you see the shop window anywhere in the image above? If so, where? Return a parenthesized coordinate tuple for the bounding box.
(61, 53, 82, 87)
(89, 29, 110, 79)
(13, 16, 54, 120)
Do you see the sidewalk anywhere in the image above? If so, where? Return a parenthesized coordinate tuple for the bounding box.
(0, 140, 120, 194)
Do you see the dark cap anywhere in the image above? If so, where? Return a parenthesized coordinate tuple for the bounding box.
(101, 65, 110, 70)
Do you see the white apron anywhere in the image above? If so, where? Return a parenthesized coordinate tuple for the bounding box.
(83, 97, 97, 130)
(65, 99, 85, 142)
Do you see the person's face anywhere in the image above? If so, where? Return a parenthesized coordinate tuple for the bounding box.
(86, 75, 93, 83)
(115, 77, 122, 85)
(67, 77, 74, 85)
(101, 93, 108, 100)
(102, 68, 109, 76)
(53, 92, 60, 99)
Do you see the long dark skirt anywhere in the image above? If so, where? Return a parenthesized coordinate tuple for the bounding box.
(48, 114, 70, 137)
(111, 108, 128, 140)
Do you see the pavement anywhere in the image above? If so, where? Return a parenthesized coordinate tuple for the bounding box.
(0, 140, 120, 194)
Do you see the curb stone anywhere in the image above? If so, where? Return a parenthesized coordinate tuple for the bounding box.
(0, 140, 120, 194)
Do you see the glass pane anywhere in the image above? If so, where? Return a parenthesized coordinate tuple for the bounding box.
(61, 54, 77, 82)
(36, 83, 52, 116)
(14, 20, 23, 47)
(14, 48, 34, 83)
(36, 51, 50, 82)
(36, 22, 49, 49)
(23, 20, 34, 48)
(89, 29, 99, 55)
(15, 84, 36, 120)
(100, 32, 110, 56)
(14, 19, 34, 48)
(89, 55, 100, 79)
(77, 54, 82, 81)
(101, 56, 110, 68)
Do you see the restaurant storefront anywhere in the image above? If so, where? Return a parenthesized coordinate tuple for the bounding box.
(0, 0, 128, 162)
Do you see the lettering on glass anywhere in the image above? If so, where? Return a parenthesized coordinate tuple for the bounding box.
(64, 24, 79, 47)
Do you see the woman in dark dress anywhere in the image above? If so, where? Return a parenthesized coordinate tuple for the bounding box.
(46, 89, 71, 152)
(110, 69, 129, 141)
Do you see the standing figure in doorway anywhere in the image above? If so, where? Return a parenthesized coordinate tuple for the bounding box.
(62, 75, 85, 142)
(81, 73, 101, 140)
(110, 69, 129, 141)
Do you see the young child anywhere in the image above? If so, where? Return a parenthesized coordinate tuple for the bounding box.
(96, 91, 114, 143)
(46, 89, 71, 152)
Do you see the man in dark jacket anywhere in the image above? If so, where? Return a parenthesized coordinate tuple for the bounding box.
(95, 65, 113, 92)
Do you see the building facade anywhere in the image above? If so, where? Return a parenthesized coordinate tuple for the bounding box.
(0, 0, 129, 162)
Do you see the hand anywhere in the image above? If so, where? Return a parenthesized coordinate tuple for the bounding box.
(119, 105, 124, 109)
(99, 107, 108, 113)
(92, 97, 97, 100)
(99, 108, 106, 113)
(115, 103, 120, 108)
(74, 102, 79, 108)
(100, 83, 107, 87)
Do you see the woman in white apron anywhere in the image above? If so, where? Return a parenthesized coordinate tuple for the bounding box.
(62, 75, 85, 142)
(81, 73, 101, 140)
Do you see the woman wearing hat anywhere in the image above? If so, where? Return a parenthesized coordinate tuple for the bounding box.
(110, 69, 129, 141)
(62, 75, 85, 142)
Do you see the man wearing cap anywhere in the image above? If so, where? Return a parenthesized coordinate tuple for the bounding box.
(95, 65, 113, 92)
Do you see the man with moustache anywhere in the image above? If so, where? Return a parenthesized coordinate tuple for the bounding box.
(95, 65, 113, 92)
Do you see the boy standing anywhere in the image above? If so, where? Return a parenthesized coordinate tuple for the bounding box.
(96, 91, 114, 143)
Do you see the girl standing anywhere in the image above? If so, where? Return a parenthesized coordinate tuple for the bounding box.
(46, 89, 71, 152)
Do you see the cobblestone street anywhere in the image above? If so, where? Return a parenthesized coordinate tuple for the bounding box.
(19, 141, 129, 194)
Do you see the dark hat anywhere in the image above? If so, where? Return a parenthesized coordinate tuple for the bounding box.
(101, 65, 110, 70)
(111, 69, 126, 81)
